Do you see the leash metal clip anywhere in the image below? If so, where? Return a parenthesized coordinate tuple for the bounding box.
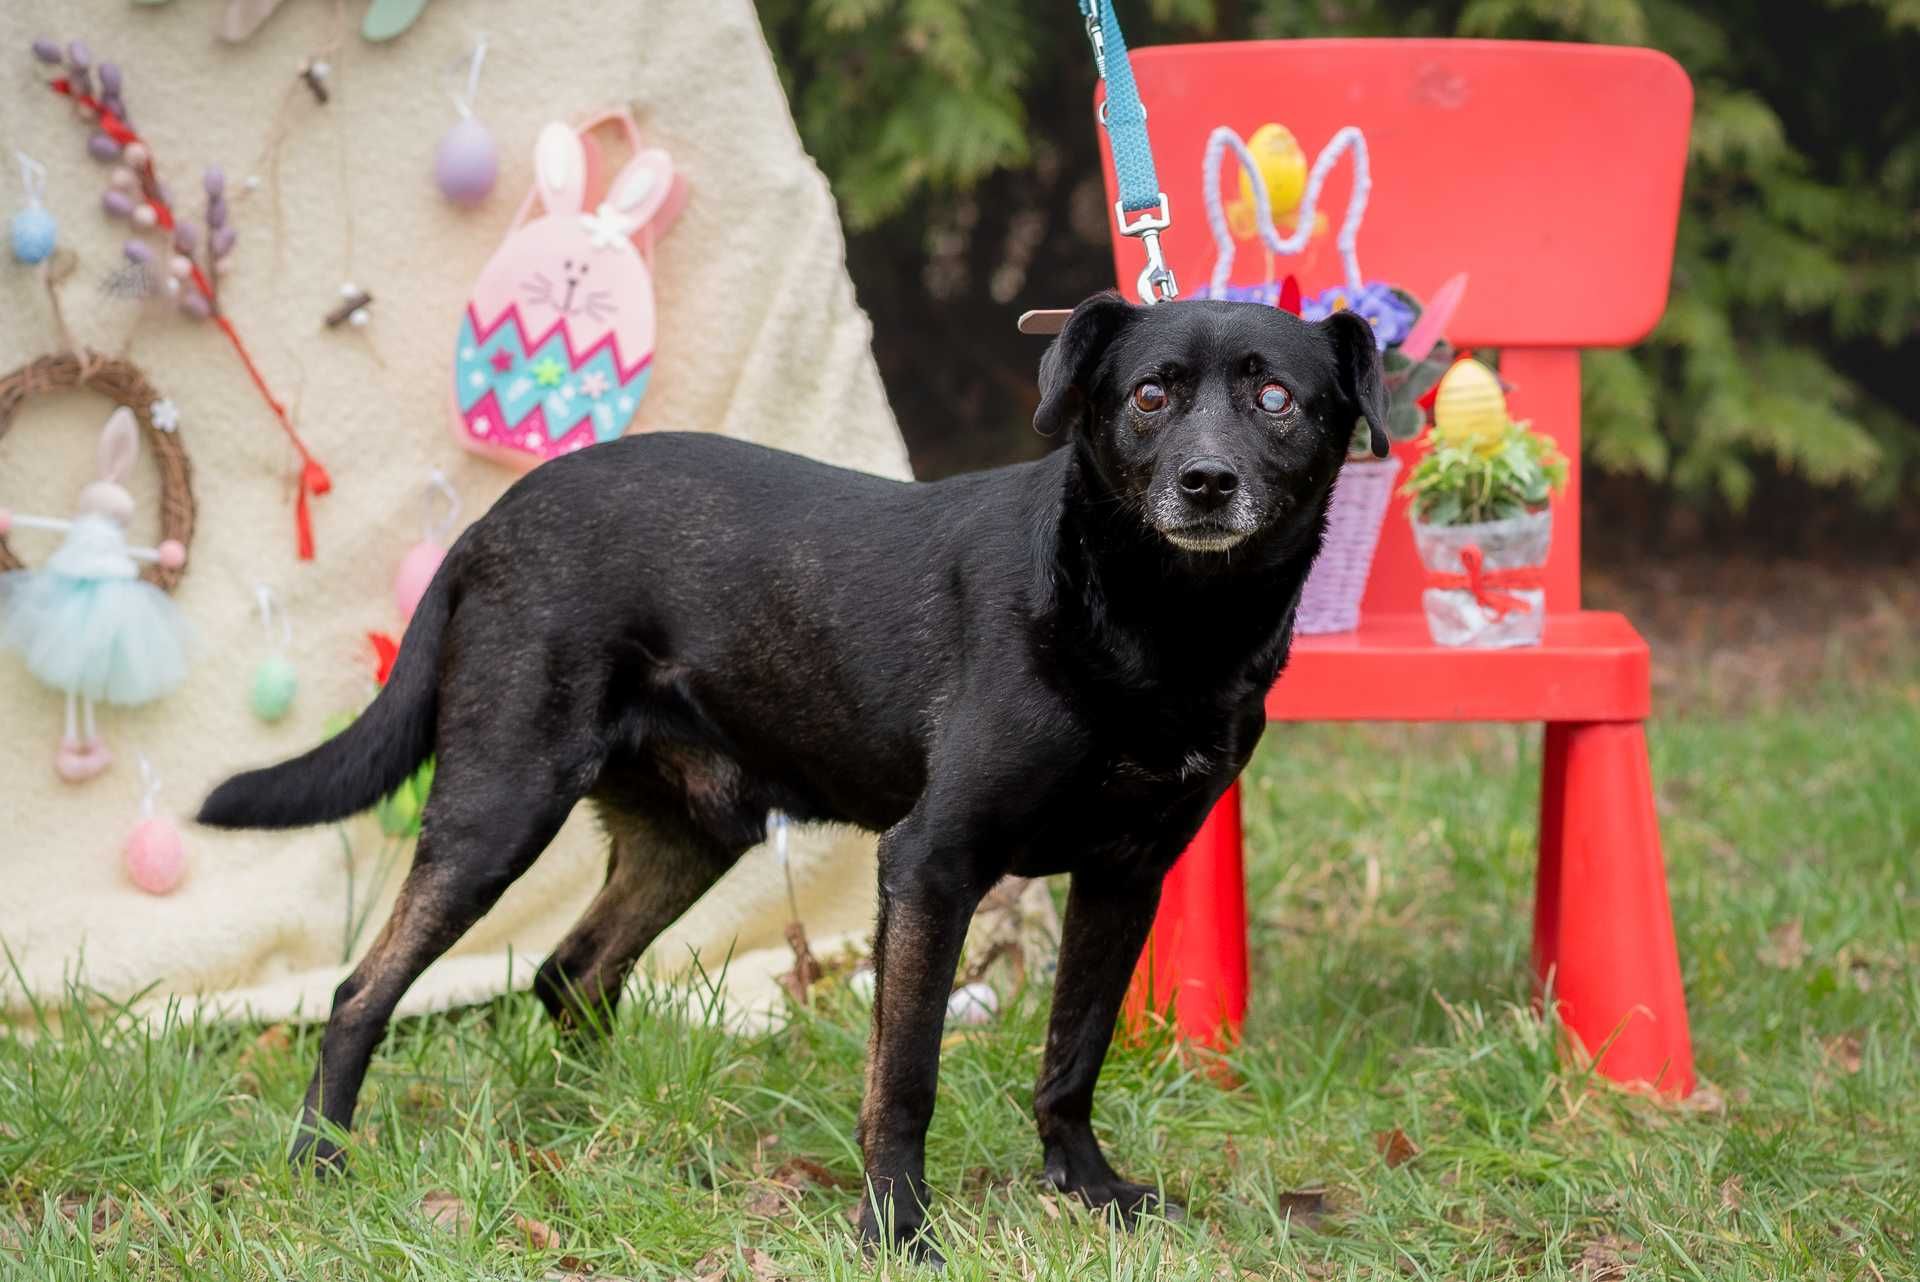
(1116, 195, 1178, 304)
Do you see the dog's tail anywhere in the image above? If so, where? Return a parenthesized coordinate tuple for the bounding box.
(198, 569, 453, 831)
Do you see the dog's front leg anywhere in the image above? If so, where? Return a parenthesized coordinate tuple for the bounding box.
(855, 824, 985, 1263)
(1034, 872, 1182, 1224)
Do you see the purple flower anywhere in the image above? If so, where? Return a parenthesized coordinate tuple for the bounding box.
(1301, 281, 1417, 351)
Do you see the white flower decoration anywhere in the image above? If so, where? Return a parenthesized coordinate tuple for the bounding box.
(579, 201, 641, 254)
(578, 371, 610, 399)
(149, 399, 180, 432)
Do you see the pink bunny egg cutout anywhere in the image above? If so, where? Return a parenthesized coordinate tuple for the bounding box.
(453, 110, 684, 470)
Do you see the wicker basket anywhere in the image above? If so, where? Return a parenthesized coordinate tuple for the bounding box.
(1296, 456, 1400, 634)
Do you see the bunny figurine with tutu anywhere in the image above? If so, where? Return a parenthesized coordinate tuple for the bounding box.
(0, 407, 189, 782)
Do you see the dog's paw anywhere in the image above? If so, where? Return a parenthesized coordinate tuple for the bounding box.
(288, 1128, 348, 1177)
(856, 1200, 945, 1268)
(1058, 1177, 1185, 1227)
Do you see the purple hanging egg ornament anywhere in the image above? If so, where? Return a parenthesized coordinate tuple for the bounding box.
(435, 116, 498, 206)
(435, 38, 497, 207)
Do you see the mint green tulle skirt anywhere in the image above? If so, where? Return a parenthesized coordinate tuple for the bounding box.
(1, 568, 189, 705)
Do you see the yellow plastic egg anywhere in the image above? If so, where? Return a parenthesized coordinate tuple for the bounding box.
(1432, 359, 1511, 451)
(1238, 123, 1308, 219)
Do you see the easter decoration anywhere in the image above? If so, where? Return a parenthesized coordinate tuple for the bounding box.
(434, 37, 498, 207)
(362, 0, 436, 43)
(1208, 123, 1321, 303)
(208, 0, 435, 45)
(0, 402, 191, 783)
(1401, 357, 1569, 648)
(1198, 123, 1467, 634)
(30, 35, 333, 561)
(10, 152, 57, 265)
(124, 753, 189, 896)
(392, 470, 459, 621)
(453, 109, 686, 469)
(249, 585, 299, 723)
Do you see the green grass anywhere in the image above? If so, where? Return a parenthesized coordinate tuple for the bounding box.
(4, 668, 1917, 1279)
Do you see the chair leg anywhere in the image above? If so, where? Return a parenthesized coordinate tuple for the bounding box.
(1538, 720, 1696, 1097)
(1126, 783, 1247, 1045)
(1533, 722, 1570, 985)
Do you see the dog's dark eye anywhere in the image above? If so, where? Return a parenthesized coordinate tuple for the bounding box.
(1132, 381, 1168, 413)
(1258, 383, 1295, 416)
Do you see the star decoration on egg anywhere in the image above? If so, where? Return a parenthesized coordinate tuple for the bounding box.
(533, 357, 566, 387)
(489, 349, 515, 374)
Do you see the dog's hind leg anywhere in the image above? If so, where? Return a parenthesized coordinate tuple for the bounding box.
(1033, 872, 1182, 1225)
(533, 803, 741, 1033)
(290, 701, 596, 1172)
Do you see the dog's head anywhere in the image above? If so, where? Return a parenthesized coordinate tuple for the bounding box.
(1034, 293, 1388, 556)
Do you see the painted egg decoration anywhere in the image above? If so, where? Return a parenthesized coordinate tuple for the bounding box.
(1431, 358, 1511, 452)
(435, 116, 499, 207)
(250, 654, 299, 722)
(124, 815, 188, 895)
(10, 204, 57, 264)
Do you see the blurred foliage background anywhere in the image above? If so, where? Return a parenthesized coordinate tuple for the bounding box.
(759, 0, 1919, 556)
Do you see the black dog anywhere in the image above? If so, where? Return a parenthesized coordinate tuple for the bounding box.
(199, 291, 1386, 1259)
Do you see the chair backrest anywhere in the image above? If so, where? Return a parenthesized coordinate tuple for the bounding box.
(1095, 39, 1692, 614)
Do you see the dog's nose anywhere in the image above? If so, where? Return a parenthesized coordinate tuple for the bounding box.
(1178, 456, 1239, 508)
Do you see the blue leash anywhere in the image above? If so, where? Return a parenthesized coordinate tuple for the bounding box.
(1078, 0, 1177, 302)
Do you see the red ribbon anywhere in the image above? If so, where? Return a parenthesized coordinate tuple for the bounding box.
(1426, 543, 1541, 619)
(368, 632, 401, 686)
(48, 76, 330, 560)
(1276, 275, 1302, 316)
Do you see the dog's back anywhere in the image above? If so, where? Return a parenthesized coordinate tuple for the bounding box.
(202, 431, 1052, 842)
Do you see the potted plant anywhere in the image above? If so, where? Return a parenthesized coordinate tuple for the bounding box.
(1401, 358, 1569, 648)
(1291, 279, 1459, 634)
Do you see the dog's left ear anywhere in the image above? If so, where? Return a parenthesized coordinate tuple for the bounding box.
(1033, 292, 1135, 437)
(1320, 310, 1392, 458)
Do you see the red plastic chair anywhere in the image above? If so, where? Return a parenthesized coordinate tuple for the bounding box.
(1102, 39, 1697, 1096)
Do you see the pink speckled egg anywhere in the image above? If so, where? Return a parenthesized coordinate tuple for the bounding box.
(124, 815, 187, 895)
(393, 540, 447, 621)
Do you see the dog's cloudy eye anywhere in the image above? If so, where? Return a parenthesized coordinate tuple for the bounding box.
(1258, 382, 1294, 415)
(1132, 381, 1168, 413)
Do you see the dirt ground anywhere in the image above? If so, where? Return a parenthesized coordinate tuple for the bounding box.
(1585, 555, 1918, 714)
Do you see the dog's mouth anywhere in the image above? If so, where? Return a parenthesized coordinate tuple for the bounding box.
(1160, 525, 1251, 554)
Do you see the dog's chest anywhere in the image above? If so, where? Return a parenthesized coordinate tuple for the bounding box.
(1006, 710, 1256, 880)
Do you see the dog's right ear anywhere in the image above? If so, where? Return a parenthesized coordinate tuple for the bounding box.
(1033, 292, 1135, 437)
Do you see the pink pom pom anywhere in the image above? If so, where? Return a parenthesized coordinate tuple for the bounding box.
(124, 815, 187, 895)
(156, 539, 186, 569)
(393, 540, 446, 621)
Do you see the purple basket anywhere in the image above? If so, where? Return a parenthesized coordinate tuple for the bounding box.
(1296, 456, 1401, 635)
